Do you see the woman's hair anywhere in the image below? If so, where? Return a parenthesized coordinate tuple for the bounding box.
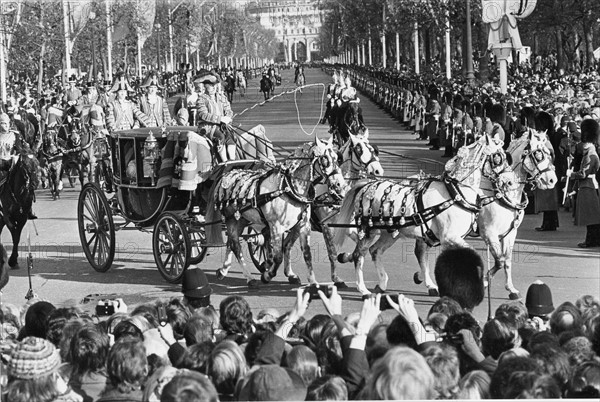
(359, 346, 435, 400)
(207, 340, 247, 396)
(219, 296, 253, 337)
(286, 345, 320, 386)
(530, 344, 572, 393)
(45, 307, 82, 347)
(70, 323, 110, 377)
(112, 318, 144, 343)
(244, 330, 271, 367)
(428, 296, 463, 319)
(184, 315, 213, 346)
(386, 314, 418, 349)
(6, 373, 62, 402)
(306, 375, 348, 401)
(301, 315, 343, 376)
(420, 343, 460, 399)
(495, 301, 529, 329)
(456, 370, 491, 399)
(130, 303, 159, 328)
(160, 370, 219, 402)
(106, 336, 148, 393)
(196, 306, 220, 332)
(481, 318, 521, 360)
(567, 360, 600, 398)
(501, 372, 561, 399)
(490, 356, 540, 398)
(18, 301, 56, 340)
(179, 341, 214, 372)
(59, 318, 88, 363)
(167, 298, 192, 340)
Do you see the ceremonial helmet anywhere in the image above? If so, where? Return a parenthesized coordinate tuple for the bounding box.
(193, 69, 219, 85)
(141, 71, 163, 89)
(109, 73, 134, 93)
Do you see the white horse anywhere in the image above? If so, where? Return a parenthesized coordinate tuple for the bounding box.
(205, 138, 346, 288)
(473, 129, 557, 299)
(236, 71, 247, 98)
(333, 136, 504, 295)
(276, 134, 385, 287)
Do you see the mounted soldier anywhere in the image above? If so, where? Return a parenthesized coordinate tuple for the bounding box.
(62, 75, 83, 107)
(0, 113, 37, 220)
(138, 72, 173, 128)
(195, 70, 235, 163)
(174, 74, 205, 126)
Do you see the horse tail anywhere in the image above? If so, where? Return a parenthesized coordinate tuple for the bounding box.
(204, 181, 224, 246)
(332, 181, 368, 249)
(0, 244, 9, 291)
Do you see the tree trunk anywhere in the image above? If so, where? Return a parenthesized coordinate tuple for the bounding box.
(38, 41, 46, 95)
(462, 24, 467, 78)
(424, 29, 430, 66)
(583, 18, 595, 67)
(555, 30, 566, 72)
(479, 23, 489, 81)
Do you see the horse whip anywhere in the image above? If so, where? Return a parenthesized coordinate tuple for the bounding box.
(25, 232, 36, 300)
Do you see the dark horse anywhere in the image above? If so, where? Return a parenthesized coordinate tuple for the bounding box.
(0, 151, 39, 271)
(13, 109, 40, 152)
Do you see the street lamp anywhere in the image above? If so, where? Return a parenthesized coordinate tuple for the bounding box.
(465, 0, 475, 84)
(89, 10, 97, 81)
(155, 23, 161, 71)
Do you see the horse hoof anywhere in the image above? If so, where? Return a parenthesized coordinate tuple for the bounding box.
(413, 272, 423, 285)
(288, 275, 301, 285)
(216, 269, 226, 281)
(337, 253, 353, 264)
(428, 288, 439, 297)
(373, 285, 385, 294)
(509, 292, 521, 300)
(334, 281, 348, 289)
(261, 272, 273, 284)
(247, 279, 259, 289)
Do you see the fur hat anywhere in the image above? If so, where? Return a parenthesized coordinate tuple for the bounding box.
(525, 280, 554, 316)
(8, 337, 61, 380)
(434, 247, 485, 310)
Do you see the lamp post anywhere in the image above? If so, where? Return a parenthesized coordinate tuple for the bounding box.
(89, 10, 97, 81)
(105, 0, 113, 81)
(155, 23, 161, 71)
(465, 0, 475, 83)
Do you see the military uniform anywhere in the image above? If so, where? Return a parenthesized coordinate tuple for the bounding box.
(138, 73, 172, 127)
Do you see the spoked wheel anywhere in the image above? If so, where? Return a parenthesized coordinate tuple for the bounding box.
(247, 227, 269, 273)
(189, 225, 208, 265)
(153, 212, 191, 283)
(78, 183, 116, 272)
(68, 165, 79, 187)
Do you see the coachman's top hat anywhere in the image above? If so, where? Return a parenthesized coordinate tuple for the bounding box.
(141, 72, 163, 89)
(109, 74, 134, 93)
(525, 280, 555, 316)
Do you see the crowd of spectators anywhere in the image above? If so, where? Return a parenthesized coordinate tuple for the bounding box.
(0, 245, 598, 401)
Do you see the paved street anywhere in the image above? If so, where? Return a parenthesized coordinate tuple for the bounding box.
(1, 68, 598, 323)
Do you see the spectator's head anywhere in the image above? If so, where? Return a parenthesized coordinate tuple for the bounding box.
(19, 301, 56, 340)
(526, 330, 559, 352)
(70, 323, 110, 377)
(245, 330, 271, 367)
(590, 314, 600, 356)
(549, 301, 583, 336)
(360, 346, 435, 400)
(563, 336, 595, 367)
(421, 343, 460, 399)
(443, 312, 482, 375)
(106, 336, 148, 393)
(428, 296, 463, 321)
(285, 345, 320, 386)
(575, 294, 599, 316)
(160, 369, 219, 402)
(184, 315, 214, 346)
(112, 318, 144, 343)
(196, 306, 220, 332)
(434, 247, 485, 311)
(386, 314, 418, 349)
(45, 307, 81, 347)
(567, 360, 600, 398)
(525, 280, 555, 319)
(59, 318, 88, 363)
(5, 337, 65, 402)
(130, 303, 159, 328)
(495, 301, 529, 329)
(236, 364, 307, 401)
(143, 365, 179, 401)
(182, 268, 213, 309)
(219, 296, 253, 340)
(530, 344, 572, 393)
(490, 356, 540, 398)
(501, 372, 561, 399)
(179, 341, 214, 372)
(456, 370, 491, 399)
(306, 375, 348, 401)
(482, 318, 521, 360)
(207, 340, 247, 397)
(301, 315, 343, 376)
(366, 322, 390, 366)
(166, 298, 192, 340)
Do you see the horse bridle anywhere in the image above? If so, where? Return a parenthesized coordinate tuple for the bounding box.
(510, 131, 554, 188)
(341, 139, 379, 174)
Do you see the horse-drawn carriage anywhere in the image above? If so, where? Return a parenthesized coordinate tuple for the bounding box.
(76, 125, 347, 286)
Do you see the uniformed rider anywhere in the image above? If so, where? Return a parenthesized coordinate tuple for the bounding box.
(138, 72, 173, 128)
(106, 75, 150, 132)
(0, 113, 37, 220)
(195, 70, 235, 163)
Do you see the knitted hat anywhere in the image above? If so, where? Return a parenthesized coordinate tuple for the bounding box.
(182, 268, 212, 299)
(525, 280, 554, 316)
(8, 337, 61, 380)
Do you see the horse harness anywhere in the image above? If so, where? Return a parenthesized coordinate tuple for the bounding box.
(354, 176, 480, 247)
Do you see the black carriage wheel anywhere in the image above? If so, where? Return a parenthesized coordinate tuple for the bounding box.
(247, 227, 269, 273)
(189, 226, 208, 265)
(153, 212, 191, 283)
(68, 165, 78, 187)
(78, 183, 116, 272)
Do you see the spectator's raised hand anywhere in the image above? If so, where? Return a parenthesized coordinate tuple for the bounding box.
(318, 285, 342, 316)
(289, 287, 311, 323)
(356, 294, 381, 335)
(386, 294, 420, 324)
(458, 329, 485, 363)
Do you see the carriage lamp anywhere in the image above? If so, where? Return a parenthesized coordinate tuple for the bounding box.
(144, 131, 159, 185)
